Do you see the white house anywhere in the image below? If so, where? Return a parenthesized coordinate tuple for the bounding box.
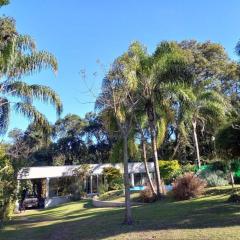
(17, 162, 155, 208)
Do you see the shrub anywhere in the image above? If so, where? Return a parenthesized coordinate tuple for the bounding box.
(181, 163, 195, 174)
(173, 163, 195, 180)
(0, 198, 15, 222)
(0, 145, 17, 222)
(172, 173, 206, 200)
(103, 167, 123, 190)
(228, 193, 240, 203)
(159, 160, 181, 183)
(199, 170, 228, 187)
(139, 185, 157, 203)
(111, 178, 124, 190)
(97, 183, 109, 195)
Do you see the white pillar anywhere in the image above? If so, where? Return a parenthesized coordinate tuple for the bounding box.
(96, 175, 99, 192)
(130, 173, 135, 187)
(90, 175, 93, 194)
(46, 177, 50, 198)
(141, 173, 144, 185)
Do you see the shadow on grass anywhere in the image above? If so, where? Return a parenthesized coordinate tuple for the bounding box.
(2, 188, 240, 240)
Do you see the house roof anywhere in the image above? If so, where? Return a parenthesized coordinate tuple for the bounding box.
(17, 162, 155, 180)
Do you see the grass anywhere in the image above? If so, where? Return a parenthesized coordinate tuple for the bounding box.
(1, 185, 240, 240)
(99, 190, 141, 202)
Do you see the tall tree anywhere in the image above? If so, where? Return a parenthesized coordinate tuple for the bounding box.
(167, 40, 239, 163)
(96, 58, 138, 224)
(53, 114, 87, 165)
(119, 41, 193, 198)
(178, 87, 229, 168)
(0, 17, 62, 133)
(0, 0, 9, 7)
(84, 112, 112, 163)
(216, 118, 240, 187)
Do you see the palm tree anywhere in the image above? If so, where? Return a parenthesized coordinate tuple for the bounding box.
(179, 88, 229, 168)
(0, 17, 62, 134)
(120, 41, 192, 198)
(96, 60, 137, 224)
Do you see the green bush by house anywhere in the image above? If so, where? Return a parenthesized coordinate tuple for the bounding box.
(102, 167, 123, 190)
(159, 160, 181, 183)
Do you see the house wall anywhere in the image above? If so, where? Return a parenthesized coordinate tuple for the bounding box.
(45, 195, 71, 208)
(17, 162, 156, 209)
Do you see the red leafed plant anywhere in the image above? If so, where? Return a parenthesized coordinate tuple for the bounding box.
(172, 172, 206, 200)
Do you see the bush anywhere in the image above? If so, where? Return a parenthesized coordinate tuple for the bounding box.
(139, 186, 157, 203)
(111, 178, 124, 190)
(97, 183, 109, 195)
(181, 163, 195, 174)
(228, 193, 240, 203)
(103, 167, 123, 191)
(0, 145, 17, 222)
(172, 173, 206, 200)
(159, 160, 181, 183)
(199, 170, 228, 187)
(173, 163, 195, 180)
(0, 198, 15, 222)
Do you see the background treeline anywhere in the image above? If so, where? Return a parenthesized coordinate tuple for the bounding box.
(0, 0, 240, 224)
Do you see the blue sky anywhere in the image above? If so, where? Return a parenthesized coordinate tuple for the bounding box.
(1, 0, 240, 137)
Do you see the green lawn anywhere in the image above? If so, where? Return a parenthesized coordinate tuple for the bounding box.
(98, 190, 141, 202)
(1, 186, 240, 240)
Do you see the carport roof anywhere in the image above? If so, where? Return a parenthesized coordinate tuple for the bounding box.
(17, 162, 155, 180)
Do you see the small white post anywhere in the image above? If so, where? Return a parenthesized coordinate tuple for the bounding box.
(130, 173, 135, 187)
(96, 175, 99, 192)
(46, 177, 50, 198)
(90, 175, 93, 194)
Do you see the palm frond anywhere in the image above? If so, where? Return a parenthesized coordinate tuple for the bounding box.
(156, 116, 167, 148)
(13, 102, 50, 131)
(199, 101, 226, 124)
(198, 90, 226, 105)
(16, 34, 36, 52)
(164, 83, 196, 103)
(3, 81, 63, 116)
(9, 51, 58, 78)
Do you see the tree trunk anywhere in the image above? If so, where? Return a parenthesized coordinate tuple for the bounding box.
(141, 138, 156, 195)
(123, 134, 133, 225)
(150, 126, 162, 199)
(230, 171, 235, 189)
(192, 120, 201, 169)
(171, 141, 180, 160)
(146, 104, 162, 199)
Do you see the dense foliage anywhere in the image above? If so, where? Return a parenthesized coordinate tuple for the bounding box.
(216, 118, 240, 159)
(159, 160, 180, 183)
(173, 173, 207, 200)
(1, 1, 240, 226)
(0, 145, 16, 222)
(198, 170, 229, 187)
(102, 167, 123, 190)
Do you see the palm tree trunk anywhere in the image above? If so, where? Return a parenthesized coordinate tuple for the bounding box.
(150, 126, 162, 199)
(141, 138, 156, 195)
(146, 104, 162, 199)
(230, 171, 235, 189)
(192, 120, 201, 169)
(123, 134, 133, 225)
